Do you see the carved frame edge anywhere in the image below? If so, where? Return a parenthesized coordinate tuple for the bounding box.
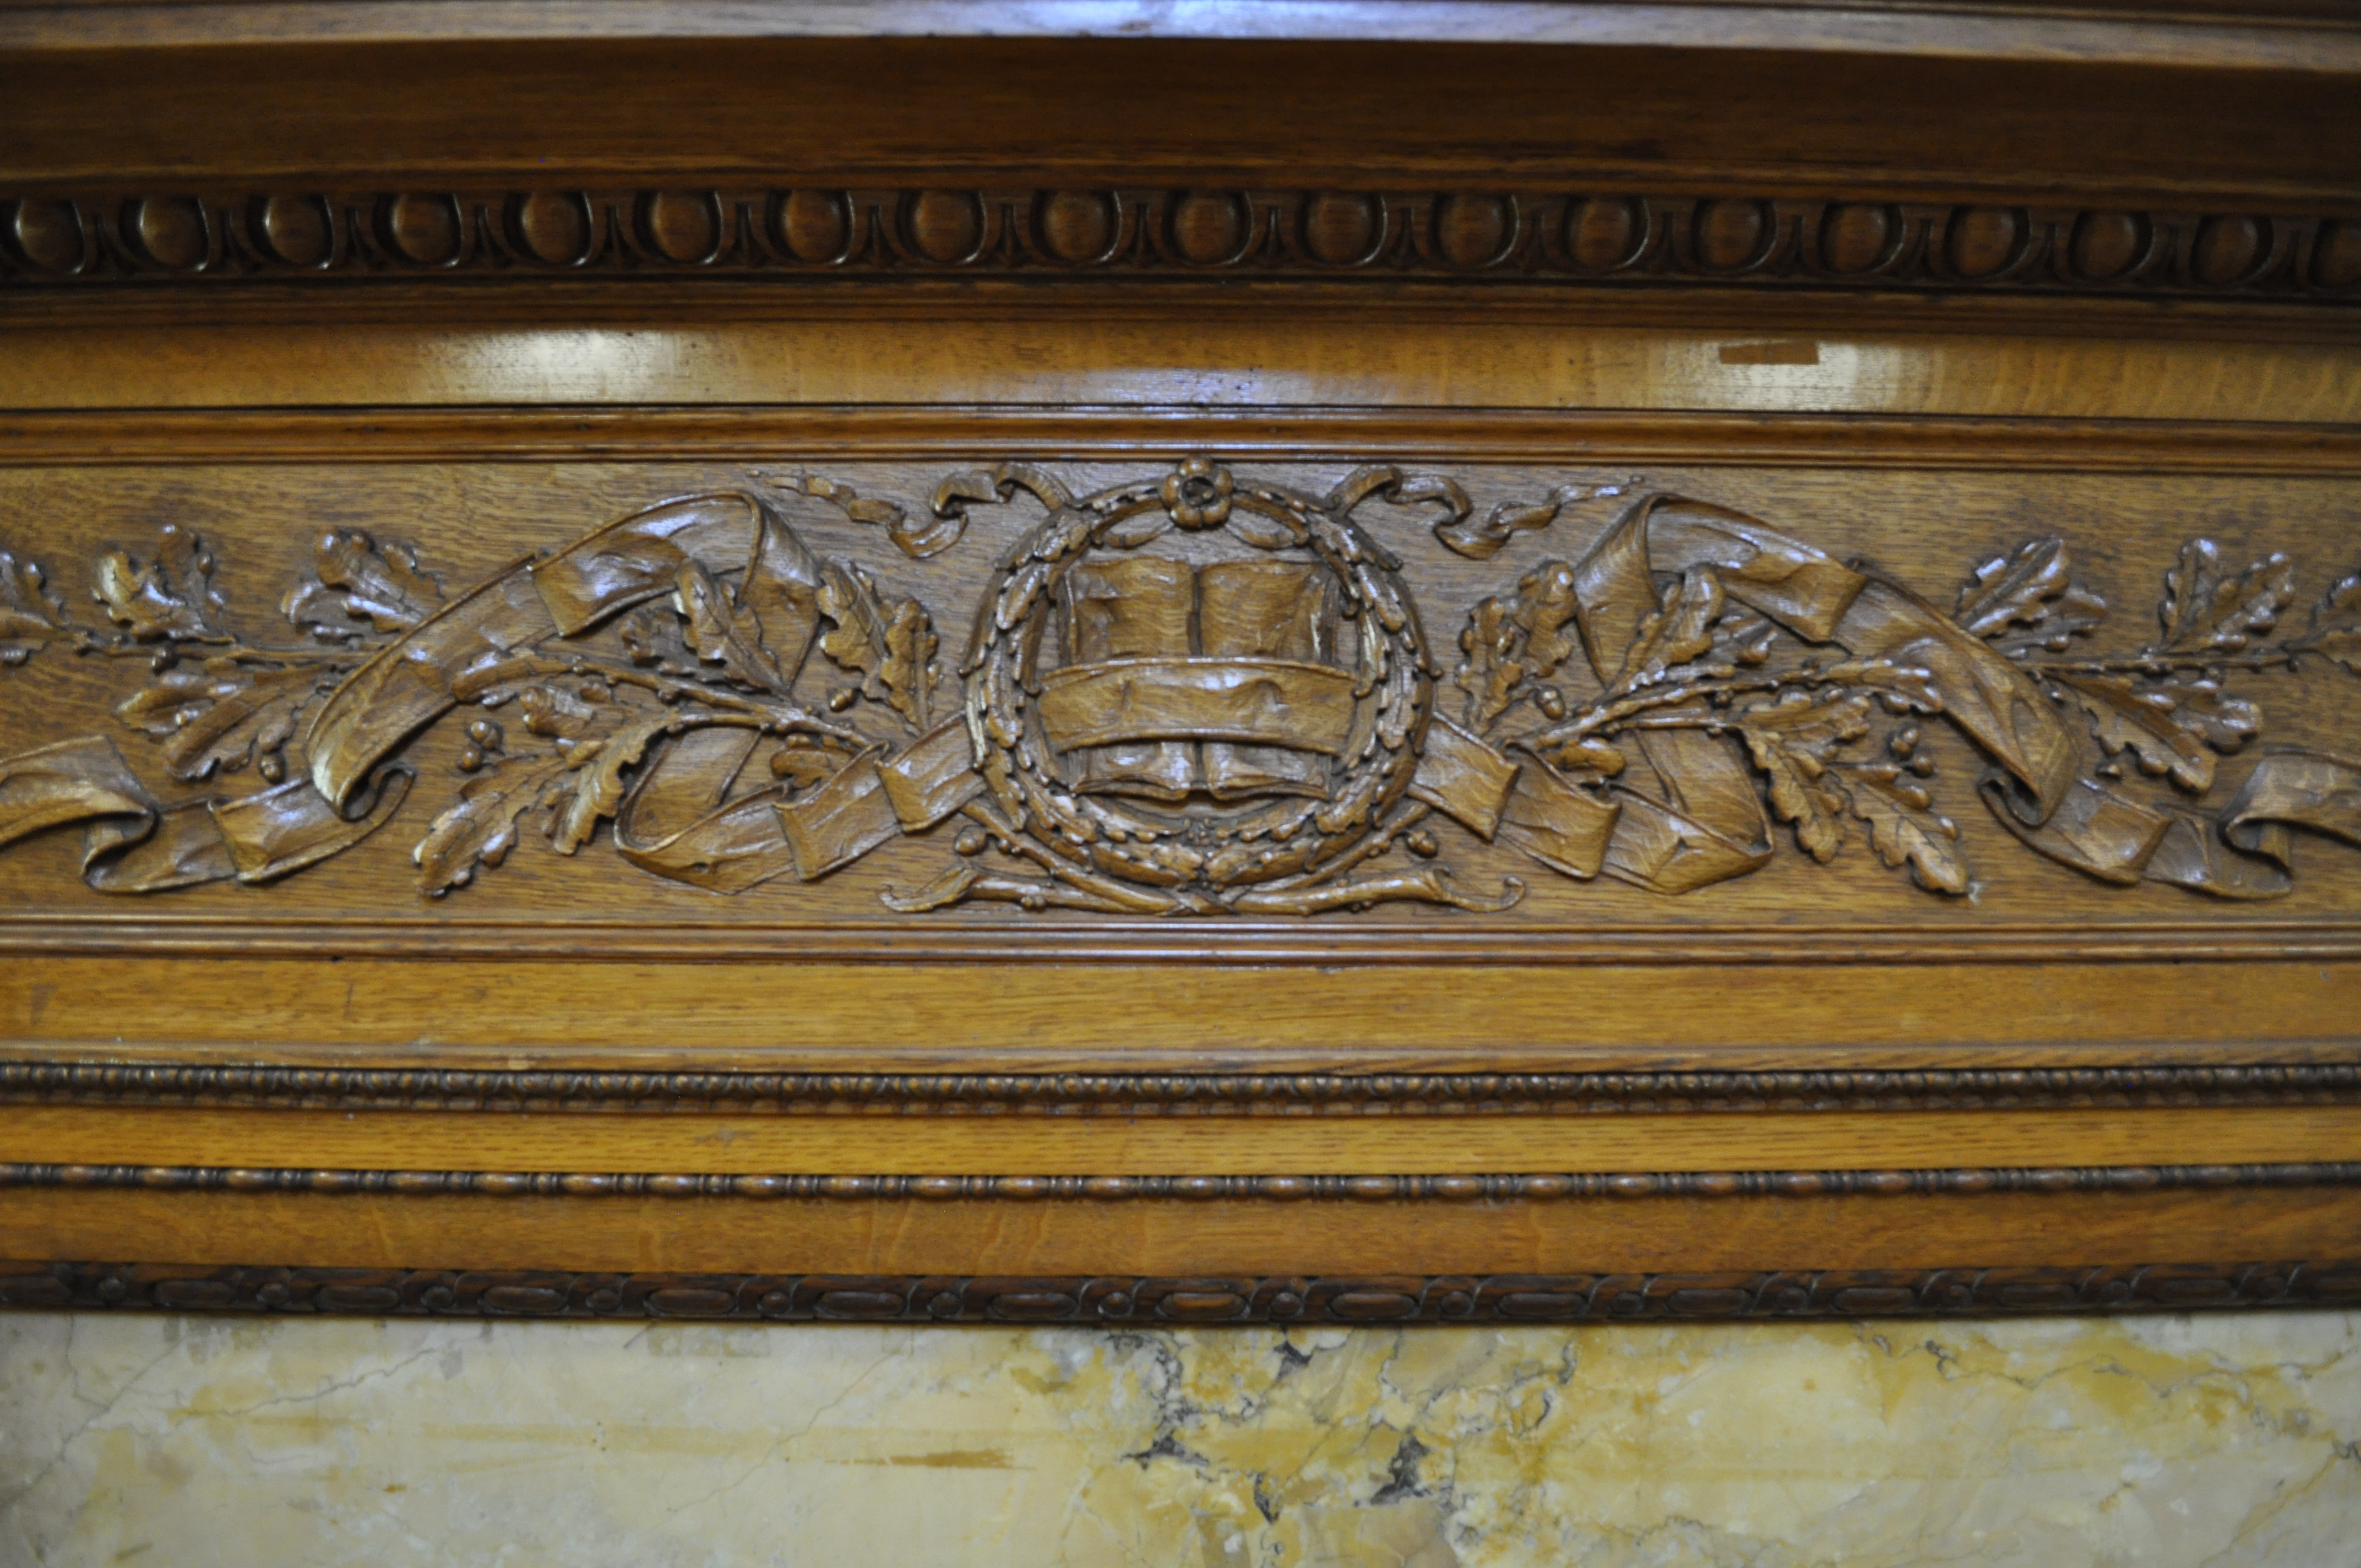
(6, 187, 2357, 303)
(4, 1260, 2354, 1323)
(9, 1062, 2359, 1114)
(6, 1161, 2358, 1200)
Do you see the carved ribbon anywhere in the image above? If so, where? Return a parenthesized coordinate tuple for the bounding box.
(1984, 749, 2361, 899)
(0, 732, 410, 894)
(322, 491, 977, 892)
(1552, 494, 2082, 893)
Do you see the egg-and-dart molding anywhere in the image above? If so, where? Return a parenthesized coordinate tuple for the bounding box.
(7, 1063, 2359, 1115)
(3, 1260, 2355, 1323)
(6, 187, 2359, 300)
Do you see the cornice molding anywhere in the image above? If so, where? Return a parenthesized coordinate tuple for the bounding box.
(7, 187, 2357, 301)
(4, 1258, 2354, 1322)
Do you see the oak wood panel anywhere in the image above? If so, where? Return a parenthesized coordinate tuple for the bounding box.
(6, 35, 2356, 205)
(7, 1184, 2356, 1276)
(9, 1103, 2356, 1176)
(3, 959, 2358, 1064)
(6, 320, 2359, 422)
(4, 407, 2360, 474)
(10, 1, 2361, 75)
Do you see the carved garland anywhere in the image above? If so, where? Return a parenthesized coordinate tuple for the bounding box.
(5, 1261, 2355, 1322)
(3, 458, 2359, 912)
(6, 188, 2359, 299)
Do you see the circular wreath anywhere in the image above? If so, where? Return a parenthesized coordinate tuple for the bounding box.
(961, 459, 1434, 903)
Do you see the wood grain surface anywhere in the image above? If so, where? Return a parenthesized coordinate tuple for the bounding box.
(7, 1183, 2356, 1277)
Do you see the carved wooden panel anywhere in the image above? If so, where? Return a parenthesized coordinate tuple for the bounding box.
(4, 460, 2358, 935)
(6, 9, 2359, 1313)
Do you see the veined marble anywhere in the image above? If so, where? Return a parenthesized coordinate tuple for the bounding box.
(3, 1311, 2357, 1566)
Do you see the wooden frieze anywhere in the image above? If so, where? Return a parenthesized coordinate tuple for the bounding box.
(4, 458, 2358, 921)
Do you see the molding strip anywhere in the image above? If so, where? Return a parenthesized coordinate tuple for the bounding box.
(7, 1062, 2357, 1115)
(6, 1162, 2357, 1200)
(11, 917, 2361, 966)
(6, 188, 2358, 301)
(4, 409, 2360, 473)
(4, 1259, 2355, 1322)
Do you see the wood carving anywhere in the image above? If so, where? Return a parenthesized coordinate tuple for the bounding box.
(10, 1062, 2351, 1115)
(4, 459, 2358, 912)
(6, 1161, 2356, 1202)
(9, 1260, 2356, 1323)
(6, 189, 2358, 301)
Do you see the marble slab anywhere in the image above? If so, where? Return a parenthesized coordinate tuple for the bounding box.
(4, 1311, 2357, 1566)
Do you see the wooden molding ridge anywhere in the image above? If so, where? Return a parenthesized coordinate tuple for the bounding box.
(7, 187, 2358, 302)
(6, 1162, 2357, 1201)
(6, 1062, 2355, 1114)
(4, 1259, 2354, 1322)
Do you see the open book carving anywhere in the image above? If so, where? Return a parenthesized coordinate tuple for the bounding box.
(1048, 558, 1351, 803)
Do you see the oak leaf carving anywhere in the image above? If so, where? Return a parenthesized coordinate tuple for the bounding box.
(0, 548, 71, 664)
(281, 530, 443, 641)
(820, 562, 937, 727)
(2301, 571, 2361, 674)
(115, 662, 327, 782)
(1837, 763, 1971, 895)
(550, 712, 678, 854)
(1955, 535, 2107, 655)
(413, 753, 573, 895)
(673, 559, 786, 692)
(2156, 540, 2296, 655)
(1455, 596, 1522, 728)
(2054, 672, 2223, 793)
(92, 526, 224, 642)
(1739, 690, 1872, 863)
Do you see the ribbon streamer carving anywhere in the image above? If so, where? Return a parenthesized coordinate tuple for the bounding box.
(2, 460, 2357, 913)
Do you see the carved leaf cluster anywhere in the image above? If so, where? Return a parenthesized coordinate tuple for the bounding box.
(1738, 690, 1873, 863)
(1837, 760, 1970, 895)
(114, 661, 330, 783)
(2054, 673, 2254, 793)
(1620, 567, 1725, 685)
(281, 530, 444, 641)
(91, 526, 225, 642)
(674, 559, 786, 691)
(1955, 535, 2107, 657)
(2155, 539, 2296, 655)
(413, 750, 573, 894)
(818, 562, 937, 728)
(549, 711, 677, 854)
(2300, 572, 2361, 674)
(1452, 560, 1582, 729)
(414, 680, 695, 892)
(0, 548, 72, 665)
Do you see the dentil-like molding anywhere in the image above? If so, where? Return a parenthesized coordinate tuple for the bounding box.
(6, 188, 2358, 300)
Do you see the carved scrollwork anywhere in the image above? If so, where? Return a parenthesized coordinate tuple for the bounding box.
(3, 458, 2358, 912)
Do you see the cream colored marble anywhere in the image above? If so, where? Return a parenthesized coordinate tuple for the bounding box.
(4, 1311, 2358, 1567)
